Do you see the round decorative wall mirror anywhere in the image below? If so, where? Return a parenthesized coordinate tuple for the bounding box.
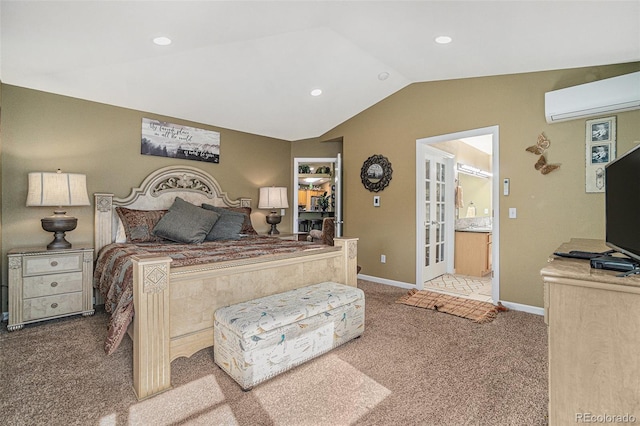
(360, 154, 392, 192)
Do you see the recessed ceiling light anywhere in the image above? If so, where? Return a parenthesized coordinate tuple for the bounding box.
(378, 72, 390, 81)
(435, 36, 452, 44)
(153, 36, 172, 46)
(310, 89, 322, 97)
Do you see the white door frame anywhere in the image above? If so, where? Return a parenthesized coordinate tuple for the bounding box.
(293, 157, 339, 234)
(415, 125, 500, 303)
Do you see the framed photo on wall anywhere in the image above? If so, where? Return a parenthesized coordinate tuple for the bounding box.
(585, 116, 616, 193)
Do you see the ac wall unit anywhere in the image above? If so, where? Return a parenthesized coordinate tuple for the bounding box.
(545, 71, 640, 123)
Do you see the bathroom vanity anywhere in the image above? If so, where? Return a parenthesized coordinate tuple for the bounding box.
(454, 229, 492, 277)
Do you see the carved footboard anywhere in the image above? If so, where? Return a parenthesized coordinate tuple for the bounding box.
(129, 237, 358, 400)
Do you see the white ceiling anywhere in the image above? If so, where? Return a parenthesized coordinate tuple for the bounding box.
(2, 1, 639, 141)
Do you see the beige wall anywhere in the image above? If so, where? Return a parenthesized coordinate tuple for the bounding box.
(2, 63, 639, 312)
(291, 137, 342, 159)
(321, 62, 640, 307)
(0, 85, 302, 311)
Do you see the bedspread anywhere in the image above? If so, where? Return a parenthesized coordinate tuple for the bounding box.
(94, 236, 327, 355)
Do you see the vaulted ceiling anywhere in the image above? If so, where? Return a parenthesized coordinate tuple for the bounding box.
(2, 1, 639, 141)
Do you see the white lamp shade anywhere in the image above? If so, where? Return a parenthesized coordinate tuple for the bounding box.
(26, 172, 90, 207)
(258, 187, 289, 209)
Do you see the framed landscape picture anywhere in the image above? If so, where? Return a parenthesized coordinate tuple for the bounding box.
(141, 118, 220, 164)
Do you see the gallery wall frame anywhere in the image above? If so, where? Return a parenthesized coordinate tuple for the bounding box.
(585, 116, 616, 193)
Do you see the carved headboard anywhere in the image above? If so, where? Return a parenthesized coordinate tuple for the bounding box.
(94, 165, 251, 254)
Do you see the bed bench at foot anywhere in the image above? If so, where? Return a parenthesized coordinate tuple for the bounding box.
(213, 281, 365, 390)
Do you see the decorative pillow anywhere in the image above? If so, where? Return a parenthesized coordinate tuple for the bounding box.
(115, 207, 168, 243)
(201, 204, 246, 240)
(153, 197, 220, 244)
(229, 206, 258, 235)
(201, 204, 257, 235)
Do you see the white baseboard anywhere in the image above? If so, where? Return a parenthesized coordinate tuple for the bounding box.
(357, 274, 416, 289)
(357, 274, 544, 316)
(499, 301, 544, 316)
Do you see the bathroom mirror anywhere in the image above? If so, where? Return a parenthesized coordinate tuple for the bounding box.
(458, 173, 491, 218)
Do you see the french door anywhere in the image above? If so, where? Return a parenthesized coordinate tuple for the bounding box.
(422, 151, 453, 281)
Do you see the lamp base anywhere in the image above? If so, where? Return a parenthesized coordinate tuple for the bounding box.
(266, 211, 282, 235)
(46, 231, 72, 250)
(41, 213, 77, 250)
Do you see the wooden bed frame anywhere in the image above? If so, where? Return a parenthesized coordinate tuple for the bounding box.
(93, 165, 358, 400)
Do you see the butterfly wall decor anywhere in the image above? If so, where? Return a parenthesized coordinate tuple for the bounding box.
(526, 133, 551, 155)
(534, 154, 560, 175)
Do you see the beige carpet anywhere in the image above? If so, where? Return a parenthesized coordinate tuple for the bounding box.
(0, 280, 548, 425)
(396, 289, 507, 323)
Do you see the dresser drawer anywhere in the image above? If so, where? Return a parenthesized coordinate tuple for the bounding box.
(23, 272, 83, 299)
(23, 253, 83, 276)
(22, 292, 83, 321)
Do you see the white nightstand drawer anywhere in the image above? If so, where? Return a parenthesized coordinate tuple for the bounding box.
(22, 292, 83, 321)
(23, 253, 83, 276)
(23, 272, 83, 299)
(8, 246, 94, 331)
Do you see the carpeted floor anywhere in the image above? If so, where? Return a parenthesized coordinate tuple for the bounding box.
(0, 280, 549, 425)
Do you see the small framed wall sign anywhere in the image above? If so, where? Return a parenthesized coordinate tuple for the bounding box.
(585, 116, 616, 193)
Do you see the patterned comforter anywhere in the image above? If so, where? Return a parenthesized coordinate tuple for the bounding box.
(94, 236, 327, 355)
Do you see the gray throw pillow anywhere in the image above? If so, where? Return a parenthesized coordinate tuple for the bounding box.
(202, 203, 245, 240)
(153, 197, 220, 243)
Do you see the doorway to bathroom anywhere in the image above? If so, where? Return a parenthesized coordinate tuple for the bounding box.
(415, 126, 499, 303)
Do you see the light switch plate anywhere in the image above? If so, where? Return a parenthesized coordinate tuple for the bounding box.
(373, 196, 380, 207)
(509, 207, 517, 218)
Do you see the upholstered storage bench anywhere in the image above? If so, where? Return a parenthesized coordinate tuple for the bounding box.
(213, 281, 365, 390)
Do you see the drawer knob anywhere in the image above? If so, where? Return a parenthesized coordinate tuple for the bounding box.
(51, 303, 58, 309)
(50, 281, 59, 287)
(50, 261, 59, 267)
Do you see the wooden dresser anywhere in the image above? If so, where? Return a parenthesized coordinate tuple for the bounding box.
(541, 238, 640, 425)
(8, 246, 94, 331)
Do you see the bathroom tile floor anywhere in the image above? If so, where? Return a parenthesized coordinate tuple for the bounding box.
(423, 273, 493, 303)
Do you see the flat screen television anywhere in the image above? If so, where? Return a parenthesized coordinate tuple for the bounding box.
(605, 143, 640, 263)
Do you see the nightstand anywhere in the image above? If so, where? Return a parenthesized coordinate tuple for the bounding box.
(7, 246, 94, 331)
(265, 232, 309, 241)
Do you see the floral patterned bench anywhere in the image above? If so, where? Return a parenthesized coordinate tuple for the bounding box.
(213, 281, 365, 390)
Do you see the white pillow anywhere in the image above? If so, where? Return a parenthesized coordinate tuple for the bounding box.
(115, 218, 127, 243)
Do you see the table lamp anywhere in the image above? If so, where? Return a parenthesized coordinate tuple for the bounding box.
(26, 170, 90, 250)
(258, 187, 289, 235)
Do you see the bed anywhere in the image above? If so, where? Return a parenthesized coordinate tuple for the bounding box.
(93, 165, 358, 400)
